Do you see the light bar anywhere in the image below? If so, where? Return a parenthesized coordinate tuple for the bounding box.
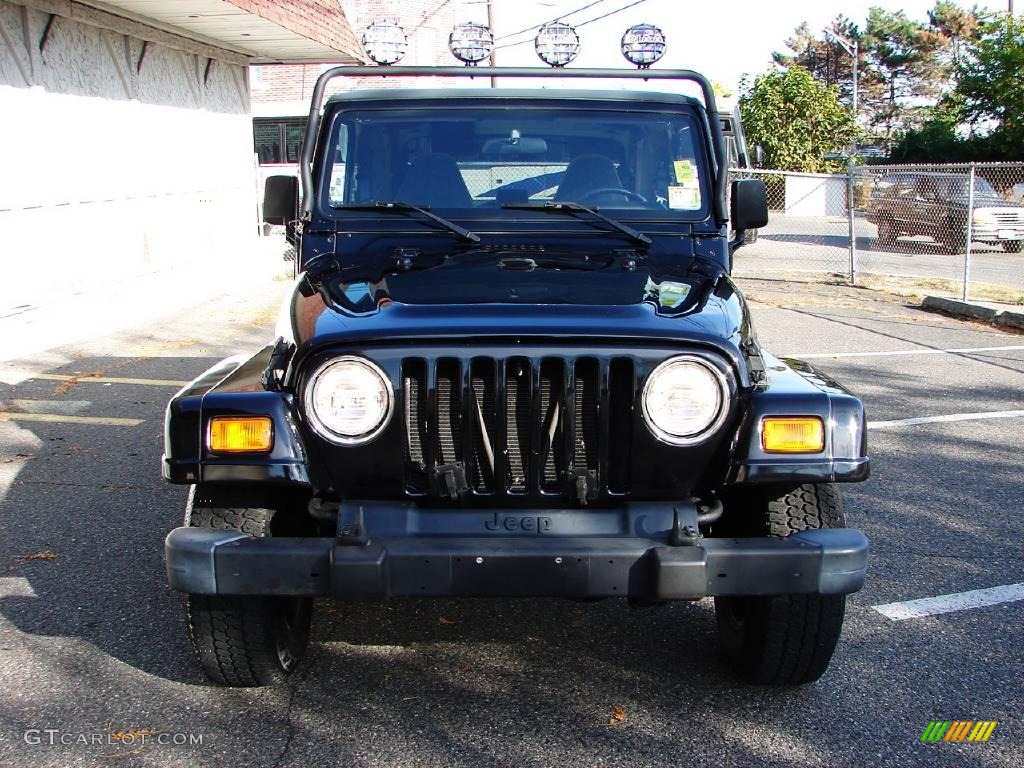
(208, 416, 274, 453)
(449, 22, 493, 65)
(621, 23, 666, 69)
(761, 417, 825, 454)
(362, 20, 408, 66)
(535, 22, 580, 68)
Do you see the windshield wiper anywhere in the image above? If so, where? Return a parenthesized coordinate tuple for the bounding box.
(501, 201, 652, 247)
(337, 201, 480, 243)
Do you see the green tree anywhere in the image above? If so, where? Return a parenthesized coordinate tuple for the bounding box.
(956, 12, 1024, 154)
(860, 8, 948, 142)
(739, 66, 858, 173)
(928, 1, 982, 68)
(772, 16, 861, 109)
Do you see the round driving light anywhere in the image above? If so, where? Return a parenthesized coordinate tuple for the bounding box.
(621, 23, 666, 69)
(361, 20, 407, 65)
(642, 356, 728, 445)
(304, 356, 393, 445)
(449, 22, 493, 65)
(534, 22, 580, 68)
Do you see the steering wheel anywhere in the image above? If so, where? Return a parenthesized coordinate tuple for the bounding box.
(576, 187, 648, 204)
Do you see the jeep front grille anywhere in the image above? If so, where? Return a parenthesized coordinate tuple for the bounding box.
(401, 356, 635, 502)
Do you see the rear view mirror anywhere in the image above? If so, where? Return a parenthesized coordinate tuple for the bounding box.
(481, 137, 548, 157)
(263, 175, 299, 226)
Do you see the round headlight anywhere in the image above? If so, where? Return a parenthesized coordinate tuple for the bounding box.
(449, 22, 493, 65)
(621, 24, 666, 69)
(304, 356, 393, 445)
(642, 356, 728, 445)
(534, 22, 580, 68)
(361, 20, 407, 66)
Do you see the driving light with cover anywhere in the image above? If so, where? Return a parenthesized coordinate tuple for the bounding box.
(362, 20, 408, 65)
(304, 356, 393, 445)
(762, 417, 825, 453)
(534, 22, 580, 67)
(621, 24, 666, 68)
(208, 416, 273, 453)
(641, 357, 728, 445)
(449, 22, 493, 65)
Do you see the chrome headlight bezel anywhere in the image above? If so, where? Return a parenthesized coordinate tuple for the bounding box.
(302, 355, 394, 446)
(641, 355, 730, 446)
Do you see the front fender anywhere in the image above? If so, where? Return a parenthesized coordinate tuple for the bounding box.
(726, 352, 869, 485)
(162, 346, 310, 486)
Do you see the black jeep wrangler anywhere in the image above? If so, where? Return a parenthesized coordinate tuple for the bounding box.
(163, 66, 869, 687)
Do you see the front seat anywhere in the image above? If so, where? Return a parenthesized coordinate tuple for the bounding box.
(555, 154, 624, 202)
(394, 153, 473, 208)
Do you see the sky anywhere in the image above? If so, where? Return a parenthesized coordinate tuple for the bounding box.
(467, 0, 1011, 93)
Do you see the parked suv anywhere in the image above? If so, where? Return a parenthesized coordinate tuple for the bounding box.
(162, 65, 870, 688)
(867, 172, 1024, 253)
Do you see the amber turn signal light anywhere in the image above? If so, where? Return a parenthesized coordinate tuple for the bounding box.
(761, 417, 825, 453)
(208, 416, 273, 453)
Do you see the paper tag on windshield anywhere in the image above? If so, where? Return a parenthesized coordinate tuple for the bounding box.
(674, 160, 696, 183)
(668, 185, 701, 210)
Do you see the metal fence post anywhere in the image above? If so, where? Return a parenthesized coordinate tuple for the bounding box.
(962, 163, 976, 302)
(847, 158, 857, 284)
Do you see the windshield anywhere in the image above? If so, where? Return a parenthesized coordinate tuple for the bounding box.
(320, 105, 710, 220)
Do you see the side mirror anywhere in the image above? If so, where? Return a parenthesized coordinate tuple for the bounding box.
(263, 174, 299, 223)
(729, 178, 768, 258)
(731, 178, 769, 231)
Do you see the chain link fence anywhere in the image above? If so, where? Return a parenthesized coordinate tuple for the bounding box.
(733, 162, 1024, 304)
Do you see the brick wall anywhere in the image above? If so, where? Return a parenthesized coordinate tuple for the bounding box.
(225, 0, 362, 56)
(252, 0, 470, 111)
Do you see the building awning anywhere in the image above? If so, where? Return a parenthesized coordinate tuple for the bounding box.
(81, 0, 366, 63)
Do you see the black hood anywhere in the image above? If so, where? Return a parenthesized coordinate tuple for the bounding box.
(285, 246, 759, 387)
(316, 246, 723, 315)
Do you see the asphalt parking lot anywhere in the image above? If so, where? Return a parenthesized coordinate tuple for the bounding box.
(0, 277, 1022, 768)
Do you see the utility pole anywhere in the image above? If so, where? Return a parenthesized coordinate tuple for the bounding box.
(487, 0, 497, 88)
(829, 31, 859, 117)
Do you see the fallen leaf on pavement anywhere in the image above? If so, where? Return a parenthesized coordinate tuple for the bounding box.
(607, 705, 626, 726)
(16, 551, 59, 563)
(438, 616, 457, 625)
(109, 728, 162, 742)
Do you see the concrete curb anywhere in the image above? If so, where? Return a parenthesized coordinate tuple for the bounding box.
(922, 296, 1024, 330)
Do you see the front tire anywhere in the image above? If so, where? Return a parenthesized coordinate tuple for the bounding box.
(714, 484, 847, 685)
(876, 216, 897, 247)
(183, 486, 313, 687)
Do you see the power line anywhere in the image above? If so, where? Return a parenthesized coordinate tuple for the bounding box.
(576, 0, 649, 28)
(493, 0, 614, 42)
(494, 0, 651, 50)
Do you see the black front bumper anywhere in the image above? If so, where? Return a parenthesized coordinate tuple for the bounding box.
(166, 524, 868, 600)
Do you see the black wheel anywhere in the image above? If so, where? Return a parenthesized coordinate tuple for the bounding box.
(713, 484, 847, 685)
(876, 216, 897, 247)
(1003, 240, 1024, 253)
(184, 485, 313, 687)
(944, 223, 968, 254)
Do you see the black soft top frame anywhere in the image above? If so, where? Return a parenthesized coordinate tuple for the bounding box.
(299, 66, 729, 225)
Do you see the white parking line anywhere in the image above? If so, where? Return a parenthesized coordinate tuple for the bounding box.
(869, 410, 1024, 429)
(873, 583, 1024, 621)
(0, 413, 142, 427)
(793, 345, 1024, 360)
(32, 373, 188, 387)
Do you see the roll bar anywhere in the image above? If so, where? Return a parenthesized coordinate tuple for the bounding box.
(299, 66, 729, 225)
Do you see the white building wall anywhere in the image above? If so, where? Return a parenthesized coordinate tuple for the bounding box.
(0, 1, 257, 311)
